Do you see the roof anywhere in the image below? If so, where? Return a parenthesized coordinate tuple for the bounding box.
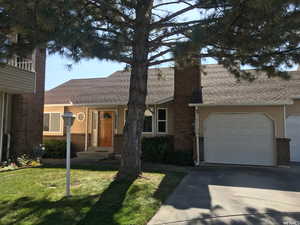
(45, 64, 300, 106)
(45, 68, 174, 105)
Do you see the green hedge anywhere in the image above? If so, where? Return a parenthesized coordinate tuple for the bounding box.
(141, 136, 193, 166)
(43, 140, 77, 159)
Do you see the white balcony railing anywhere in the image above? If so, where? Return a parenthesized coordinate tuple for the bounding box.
(7, 56, 34, 72)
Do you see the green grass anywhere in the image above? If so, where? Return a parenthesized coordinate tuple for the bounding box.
(0, 163, 185, 225)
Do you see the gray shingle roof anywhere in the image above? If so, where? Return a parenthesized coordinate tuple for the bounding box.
(45, 64, 300, 106)
(45, 68, 174, 105)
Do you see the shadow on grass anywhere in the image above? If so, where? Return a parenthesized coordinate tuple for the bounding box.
(0, 195, 97, 225)
(77, 178, 135, 225)
(0, 165, 184, 225)
(78, 172, 184, 225)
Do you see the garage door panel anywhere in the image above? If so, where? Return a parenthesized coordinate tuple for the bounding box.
(286, 116, 300, 162)
(204, 113, 275, 166)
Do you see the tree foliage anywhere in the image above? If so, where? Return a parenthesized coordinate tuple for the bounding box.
(186, 0, 300, 80)
(1, 1, 300, 74)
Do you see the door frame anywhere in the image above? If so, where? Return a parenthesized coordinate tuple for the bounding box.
(90, 109, 115, 152)
(98, 110, 115, 150)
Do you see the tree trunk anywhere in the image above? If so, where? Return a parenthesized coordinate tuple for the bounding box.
(117, 1, 153, 179)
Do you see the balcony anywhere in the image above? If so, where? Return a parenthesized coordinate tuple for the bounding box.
(7, 56, 34, 72)
(0, 56, 36, 94)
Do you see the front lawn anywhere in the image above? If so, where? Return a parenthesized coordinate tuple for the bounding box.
(0, 163, 185, 225)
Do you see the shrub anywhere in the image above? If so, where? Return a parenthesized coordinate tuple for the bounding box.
(43, 139, 77, 159)
(142, 136, 174, 163)
(141, 136, 193, 166)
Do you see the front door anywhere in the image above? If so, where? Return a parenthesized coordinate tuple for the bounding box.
(99, 111, 114, 147)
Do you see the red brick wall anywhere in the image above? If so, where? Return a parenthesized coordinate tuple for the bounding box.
(11, 48, 46, 156)
(173, 65, 201, 151)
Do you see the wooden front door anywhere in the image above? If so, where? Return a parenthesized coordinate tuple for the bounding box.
(99, 111, 114, 147)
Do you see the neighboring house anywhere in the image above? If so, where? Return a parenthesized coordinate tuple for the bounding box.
(0, 48, 46, 162)
(44, 64, 300, 166)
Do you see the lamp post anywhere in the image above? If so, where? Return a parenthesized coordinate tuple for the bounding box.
(62, 112, 75, 197)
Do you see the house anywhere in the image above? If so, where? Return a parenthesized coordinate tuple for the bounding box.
(0, 48, 46, 162)
(43, 64, 300, 166)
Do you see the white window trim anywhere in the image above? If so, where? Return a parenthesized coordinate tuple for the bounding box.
(157, 108, 168, 134)
(43, 112, 63, 135)
(124, 108, 154, 134)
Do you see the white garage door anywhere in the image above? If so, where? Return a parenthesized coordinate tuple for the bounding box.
(204, 113, 275, 166)
(286, 116, 300, 162)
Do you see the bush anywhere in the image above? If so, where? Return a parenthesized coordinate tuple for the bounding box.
(142, 136, 174, 163)
(141, 136, 193, 166)
(43, 140, 77, 159)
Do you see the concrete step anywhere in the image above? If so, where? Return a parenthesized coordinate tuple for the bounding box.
(77, 151, 109, 160)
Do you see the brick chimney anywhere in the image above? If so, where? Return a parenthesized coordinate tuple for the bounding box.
(11, 48, 46, 156)
(173, 64, 202, 151)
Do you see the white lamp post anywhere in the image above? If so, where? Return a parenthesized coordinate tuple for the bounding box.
(62, 112, 75, 197)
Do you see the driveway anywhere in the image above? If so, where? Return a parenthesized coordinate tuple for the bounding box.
(148, 165, 300, 225)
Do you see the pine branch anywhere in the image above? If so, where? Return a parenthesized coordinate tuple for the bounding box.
(151, 2, 202, 28)
(152, 1, 194, 10)
(149, 58, 174, 66)
(148, 48, 173, 61)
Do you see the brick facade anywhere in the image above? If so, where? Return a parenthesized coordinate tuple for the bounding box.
(173, 65, 202, 151)
(11, 48, 46, 156)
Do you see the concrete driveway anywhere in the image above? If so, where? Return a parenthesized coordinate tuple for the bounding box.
(148, 165, 300, 225)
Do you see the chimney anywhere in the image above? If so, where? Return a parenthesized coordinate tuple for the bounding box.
(173, 63, 202, 151)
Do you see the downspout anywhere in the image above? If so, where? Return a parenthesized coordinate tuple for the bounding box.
(0, 93, 4, 162)
(283, 104, 287, 138)
(153, 105, 157, 136)
(194, 106, 200, 166)
(84, 107, 88, 151)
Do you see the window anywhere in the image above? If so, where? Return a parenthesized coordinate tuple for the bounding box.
(124, 109, 153, 133)
(43, 113, 61, 132)
(157, 108, 167, 133)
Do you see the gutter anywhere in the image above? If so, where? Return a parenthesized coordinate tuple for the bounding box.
(45, 98, 176, 108)
(189, 102, 293, 107)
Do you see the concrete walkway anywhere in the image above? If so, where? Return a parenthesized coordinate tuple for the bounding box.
(148, 166, 300, 225)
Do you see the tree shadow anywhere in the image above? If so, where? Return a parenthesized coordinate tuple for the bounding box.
(0, 165, 182, 225)
(77, 177, 135, 225)
(78, 171, 184, 225)
(184, 207, 300, 225)
(0, 195, 97, 225)
(149, 166, 300, 225)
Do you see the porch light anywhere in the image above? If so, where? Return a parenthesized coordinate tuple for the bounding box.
(61, 112, 75, 197)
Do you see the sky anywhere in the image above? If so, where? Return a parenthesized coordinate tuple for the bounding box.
(45, 54, 126, 90)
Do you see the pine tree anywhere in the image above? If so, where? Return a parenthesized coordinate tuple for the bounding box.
(1, 0, 300, 178)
